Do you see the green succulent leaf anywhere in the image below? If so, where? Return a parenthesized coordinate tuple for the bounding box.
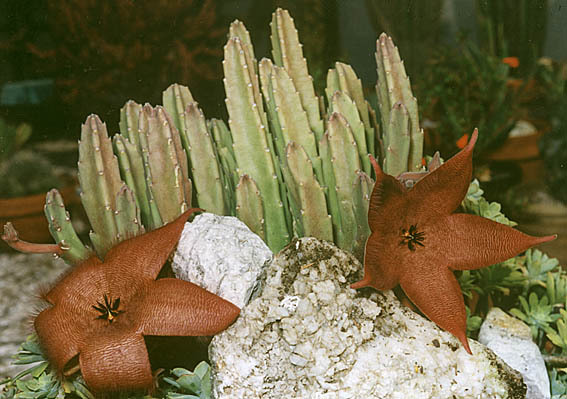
(466, 306, 482, 335)
(522, 249, 561, 289)
(462, 180, 516, 227)
(510, 292, 559, 341)
(163, 362, 211, 399)
(457, 270, 480, 299)
(551, 368, 567, 398)
(473, 259, 526, 297)
(548, 271, 567, 308)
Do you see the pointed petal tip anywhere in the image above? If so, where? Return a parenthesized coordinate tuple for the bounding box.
(368, 154, 382, 177)
(465, 128, 479, 151)
(536, 234, 557, 244)
(210, 299, 241, 335)
(350, 276, 371, 290)
(453, 329, 472, 354)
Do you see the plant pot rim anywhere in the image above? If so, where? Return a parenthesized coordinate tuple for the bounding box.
(485, 130, 544, 162)
(0, 185, 78, 219)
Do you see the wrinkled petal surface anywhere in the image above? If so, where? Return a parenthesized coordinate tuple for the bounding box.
(427, 214, 556, 271)
(34, 306, 82, 373)
(44, 256, 105, 306)
(134, 278, 240, 336)
(367, 155, 408, 234)
(351, 233, 401, 290)
(356, 131, 556, 354)
(400, 265, 471, 354)
(103, 209, 198, 297)
(79, 330, 153, 392)
(405, 129, 477, 224)
(34, 209, 240, 393)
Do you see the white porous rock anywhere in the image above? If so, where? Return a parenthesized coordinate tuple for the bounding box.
(172, 213, 272, 309)
(479, 307, 549, 399)
(209, 238, 526, 399)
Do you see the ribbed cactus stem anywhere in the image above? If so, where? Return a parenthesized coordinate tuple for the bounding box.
(229, 20, 256, 69)
(368, 105, 383, 163)
(229, 21, 265, 126)
(162, 85, 206, 213)
(259, 58, 287, 160)
(383, 102, 411, 177)
(375, 33, 423, 172)
(283, 142, 333, 241)
(209, 118, 234, 154)
(223, 33, 290, 251)
(162, 83, 195, 136)
(115, 101, 154, 226)
(183, 103, 228, 215)
(119, 100, 142, 147)
(209, 118, 239, 188)
(78, 114, 133, 256)
(352, 170, 373, 259)
(114, 184, 145, 241)
(270, 8, 324, 140)
(259, 59, 323, 183)
(229, 24, 292, 235)
(324, 112, 361, 251)
(113, 133, 152, 226)
(330, 91, 372, 175)
(138, 105, 192, 227)
(235, 174, 265, 241)
(326, 62, 375, 156)
(44, 189, 91, 264)
(209, 118, 238, 216)
(319, 132, 340, 244)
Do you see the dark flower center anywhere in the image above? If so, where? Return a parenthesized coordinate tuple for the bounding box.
(93, 294, 124, 323)
(400, 224, 425, 251)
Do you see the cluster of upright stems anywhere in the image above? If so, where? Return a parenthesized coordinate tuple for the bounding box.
(44, 9, 423, 264)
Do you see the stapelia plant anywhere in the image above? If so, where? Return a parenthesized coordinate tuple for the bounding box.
(26, 9, 422, 262)
(351, 129, 555, 353)
(31, 210, 239, 393)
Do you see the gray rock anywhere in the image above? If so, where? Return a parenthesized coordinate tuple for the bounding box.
(209, 238, 526, 399)
(479, 307, 549, 399)
(0, 253, 68, 378)
(172, 213, 273, 309)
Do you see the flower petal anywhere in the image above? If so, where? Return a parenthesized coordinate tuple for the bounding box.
(34, 306, 82, 373)
(351, 232, 400, 290)
(79, 330, 153, 392)
(427, 214, 556, 271)
(406, 129, 478, 223)
(103, 209, 200, 293)
(367, 154, 408, 232)
(400, 266, 471, 354)
(44, 256, 106, 306)
(135, 278, 240, 336)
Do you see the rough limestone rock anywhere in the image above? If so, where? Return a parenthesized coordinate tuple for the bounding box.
(210, 238, 526, 399)
(172, 213, 273, 308)
(479, 307, 549, 399)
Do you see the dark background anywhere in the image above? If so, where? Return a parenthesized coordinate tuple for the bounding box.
(0, 0, 565, 143)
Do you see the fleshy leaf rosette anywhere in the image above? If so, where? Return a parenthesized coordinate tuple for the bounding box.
(351, 129, 556, 353)
(34, 209, 240, 392)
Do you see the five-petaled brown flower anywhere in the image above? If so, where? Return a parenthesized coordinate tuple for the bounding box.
(351, 130, 556, 354)
(34, 209, 240, 392)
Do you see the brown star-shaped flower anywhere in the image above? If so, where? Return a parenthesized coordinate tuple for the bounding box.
(351, 130, 556, 354)
(33, 209, 240, 392)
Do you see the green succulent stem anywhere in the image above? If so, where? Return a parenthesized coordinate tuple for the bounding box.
(44, 189, 91, 264)
(375, 33, 423, 173)
(223, 32, 290, 252)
